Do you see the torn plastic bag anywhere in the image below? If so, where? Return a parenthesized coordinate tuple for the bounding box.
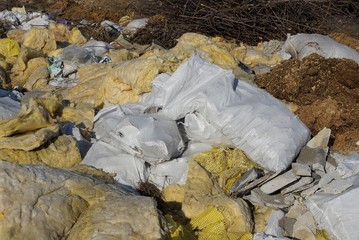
(100, 20, 123, 33)
(305, 182, 359, 240)
(182, 112, 233, 146)
(93, 104, 184, 162)
(59, 45, 97, 66)
(82, 141, 147, 188)
(82, 40, 113, 57)
(0, 89, 21, 120)
(0, 10, 21, 26)
(147, 157, 189, 189)
(122, 18, 148, 36)
(21, 14, 50, 30)
(142, 55, 310, 171)
(281, 33, 359, 65)
(49, 45, 97, 87)
(82, 140, 189, 189)
(332, 152, 359, 178)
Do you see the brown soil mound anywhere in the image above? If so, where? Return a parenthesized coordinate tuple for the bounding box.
(257, 54, 359, 153)
(329, 32, 359, 52)
(1, 0, 141, 23)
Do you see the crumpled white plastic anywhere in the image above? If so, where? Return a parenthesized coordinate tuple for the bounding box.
(306, 186, 359, 240)
(93, 104, 184, 162)
(281, 33, 359, 65)
(142, 54, 310, 171)
(82, 140, 189, 189)
(332, 152, 359, 179)
(82, 40, 113, 57)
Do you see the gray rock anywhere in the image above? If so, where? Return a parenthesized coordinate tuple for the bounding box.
(292, 163, 312, 177)
(244, 188, 295, 209)
(306, 127, 331, 150)
(232, 173, 273, 197)
(301, 185, 320, 198)
(296, 146, 327, 168)
(230, 168, 264, 196)
(260, 170, 300, 194)
(292, 211, 316, 240)
(279, 216, 296, 236)
(281, 177, 314, 195)
(292, 180, 319, 194)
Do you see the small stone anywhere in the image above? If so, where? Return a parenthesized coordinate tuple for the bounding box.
(230, 168, 264, 196)
(244, 188, 295, 209)
(296, 146, 327, 168)
(233, 173, 273, 197)
(292, 180, 319, 194)
(292, 212, 317, 240)
(301, 185, 319, 198)
(260, 170, 300, 194)
(281, 177, 314, 195)
(279, 216, 296, 236)
(312, 162, 325, 172)
(306, 127, 331, 150)
(292, 163, 311, 177)
(286, 203, 308, 219)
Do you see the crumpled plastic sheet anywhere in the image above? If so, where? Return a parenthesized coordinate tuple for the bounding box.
(281, 33, 359, 65)
(142, 54, 310, 171)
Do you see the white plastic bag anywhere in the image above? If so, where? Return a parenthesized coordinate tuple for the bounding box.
(82, 140, 189, 189)
(123, 18, 148, 34)
(93, 104, 185, 163)
(182, 112, 233, 146)
(82, 40, 113, 57)
(143, 55, 310, 171)
(82, 141, 147, 188)
(332, 152, 359, 178)
(281, 33, 359, 65)
(306, 186, 359, 240)
(21, 15, 50, 31)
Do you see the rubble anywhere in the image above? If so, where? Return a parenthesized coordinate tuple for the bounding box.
(0, 4, 358, 239)
(260, 170, 300, 194)
(291, 163, 311, 177)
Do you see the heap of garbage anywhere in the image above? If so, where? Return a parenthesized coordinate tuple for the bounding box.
(0, 6, 359, 240)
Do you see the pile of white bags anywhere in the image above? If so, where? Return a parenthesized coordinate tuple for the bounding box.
(84, 55, 311, 189)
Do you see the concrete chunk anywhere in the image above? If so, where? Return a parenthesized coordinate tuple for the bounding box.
(260, 170, 300, 194)
(292, 163, 311, 176)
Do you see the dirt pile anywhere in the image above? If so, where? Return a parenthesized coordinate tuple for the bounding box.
(329, 32, 359, 52)
(257, 54, 359, 153)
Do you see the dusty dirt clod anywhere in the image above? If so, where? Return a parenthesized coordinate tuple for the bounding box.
(257, 54, 359, 153)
